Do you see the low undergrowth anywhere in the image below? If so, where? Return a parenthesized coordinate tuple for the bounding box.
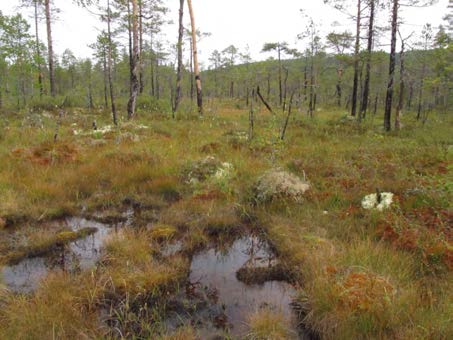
(0, 104, 451, 338)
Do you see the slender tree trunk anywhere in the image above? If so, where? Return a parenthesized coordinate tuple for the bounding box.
(127, 0, 140, 119)
(360, 0, 375, 119)
(44, 0, 55, 97)
(138, 0, 144, 94)
(173, 0, 184, 116)
(278, 44, 282, 106)
(282, 66, 288, 112)
(34, 0, 44, 98)
(416, 64, 426, 120)
(87, 66, 94, 109)
(102, 52, 108, 108)
(189, 38, 194, 102)
(267, 73, 271, 101)
(395, 36, 405, 130)
(155, 57, 160, 99)
(351, 0, 361, 116)
(384, 0, 398, 131)
(150, 32, 155, 96)
(308, 46, 315, 117)
(187, 0, 203, 115)
(127, 1, 133, 96)
(303, 55, 308, 101)
(336, 67, 343, 106)
(107, 0, 117, 125)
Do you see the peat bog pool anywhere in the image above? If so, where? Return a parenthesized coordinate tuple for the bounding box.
(1, 216, 123, 293)
(2, 216, 311, 338)
(165, 235, 311, 339)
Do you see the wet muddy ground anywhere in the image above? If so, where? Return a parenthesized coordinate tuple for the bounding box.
(1, 217, 123, 293)
(1, 215, 310, 338)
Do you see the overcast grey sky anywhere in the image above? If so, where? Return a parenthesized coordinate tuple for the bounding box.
(0, 0, 450, 68)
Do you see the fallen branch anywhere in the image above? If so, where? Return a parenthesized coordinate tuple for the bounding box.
(257, 86, 276, 115)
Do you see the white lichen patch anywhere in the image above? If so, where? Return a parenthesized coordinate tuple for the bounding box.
(361, 192, 394, 211)
(214, 162, 234, 180)
(255, 169, 310, 202)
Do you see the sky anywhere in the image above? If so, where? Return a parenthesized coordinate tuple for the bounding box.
(0, 0, 450, 68)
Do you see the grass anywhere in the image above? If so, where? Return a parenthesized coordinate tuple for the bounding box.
(0, 101, 451, 338)
(246, 307, 297, 339)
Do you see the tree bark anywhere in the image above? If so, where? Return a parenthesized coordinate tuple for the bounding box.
(138, 0, 144, 94)
(384, 0, 398, 131)
(44, 0, 55, 97)
(278, 44, 282, 106)
(107, 0, 117, 125)
(336, 68, 343, 106)
(127, 0, 140, 119)
(416, 64, 426, 120)
(173, 0, 185, 116)
(360, 0, 375, 119)
(351, 0, 361, 117)
(280, 91, 295, 140)
(127, 1, 133, 96)
(34, 0, 44, 98)
(187, 0, 203, 115)
(395, 35, 405, 130)
(102, 50, 108, 108)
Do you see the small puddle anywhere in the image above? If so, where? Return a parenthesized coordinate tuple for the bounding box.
(1, 217, 121, 293)
(167, 235, 308, 338)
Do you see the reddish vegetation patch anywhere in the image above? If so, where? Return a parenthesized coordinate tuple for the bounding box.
(335, 272, 394, 313)
(200, 142, 221, 154)
(305, 190, 332, 203)
(436, 161, 449, 174)
(339, 204, 362, 219)
(405, 208, 452, 241)
(192, 190, 226, 201)
(11, 142, 79, 165)
(377, 209, 452, 271)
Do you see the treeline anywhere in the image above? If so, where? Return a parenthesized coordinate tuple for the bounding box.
(0, 0, 451, 131)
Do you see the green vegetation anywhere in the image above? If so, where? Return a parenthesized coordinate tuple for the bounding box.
(0, 0, 451, 338)
(0, 103, 451, 338)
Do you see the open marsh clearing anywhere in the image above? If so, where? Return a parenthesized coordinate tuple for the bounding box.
(0, 106, 451, 339)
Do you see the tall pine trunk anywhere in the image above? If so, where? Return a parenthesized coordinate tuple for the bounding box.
(278, 44, 282, 106)
(360, 0, 375, 119)
(384, 0, 398, 131)
(44, 0, 55, 97)
(173, 0, 185, 116)
(34, 0, 44, 98)
(187, 0, 203, 115)
(395, 36, 406, 130)
(351, 0, 361, 116)
(102, 51, 108, 108)
(127, 0, 140, 119)
(107, 0, 117, 125)
(139, 0, 144, 94)
(127, 1, 133, 96)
